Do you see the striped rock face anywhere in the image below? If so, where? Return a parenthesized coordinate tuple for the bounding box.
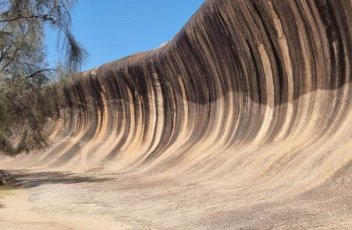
(1, 0, 352, 229)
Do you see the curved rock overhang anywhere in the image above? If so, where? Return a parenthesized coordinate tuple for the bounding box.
(3, 0, 352, 189)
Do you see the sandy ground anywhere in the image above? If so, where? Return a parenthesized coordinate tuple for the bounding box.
(1, 169, 352, 229)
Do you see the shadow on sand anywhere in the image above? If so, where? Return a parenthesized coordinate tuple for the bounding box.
(5, 170, 112, 189)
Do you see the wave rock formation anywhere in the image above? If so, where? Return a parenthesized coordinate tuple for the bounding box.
(2, 0, 352, 228)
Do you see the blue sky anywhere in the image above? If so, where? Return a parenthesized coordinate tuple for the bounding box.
(45, 0, 205, 71)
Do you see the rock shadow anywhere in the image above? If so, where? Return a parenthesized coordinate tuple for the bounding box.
(5, 170, 111, 189)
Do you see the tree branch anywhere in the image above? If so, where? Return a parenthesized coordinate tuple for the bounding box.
(26, 69, 54, 79)
(0, 14, 57, 24)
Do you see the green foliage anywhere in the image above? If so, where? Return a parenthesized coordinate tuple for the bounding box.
(0, 75, 49, 155)
(0, 0, 86, 155)
(0, 0, 87, 71)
